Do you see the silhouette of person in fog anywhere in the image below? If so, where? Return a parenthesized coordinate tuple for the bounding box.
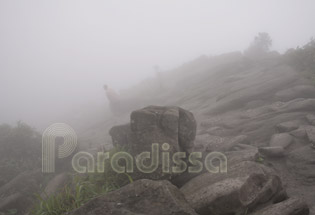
(103, 84, 120, 113)
(154, 65, 164, 90)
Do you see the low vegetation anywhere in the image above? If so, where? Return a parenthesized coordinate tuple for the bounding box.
(284, 38, 315, 84)
(0, 122, 41, 187)
(31, 146, 133, 215)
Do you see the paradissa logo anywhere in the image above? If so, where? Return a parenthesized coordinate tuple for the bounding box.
(42, 123, 227, 174)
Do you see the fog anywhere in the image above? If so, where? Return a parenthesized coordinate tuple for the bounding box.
(1, 0, 315, 130)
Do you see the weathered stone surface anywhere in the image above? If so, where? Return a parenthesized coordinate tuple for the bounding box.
(0, 192, 24, 212)
(180, 161, 283, 215)
(259, 147, 285, 157)
(205, 126, 228, 136)
(109, 106, 197, 181)
(41, 173, 69, 199)
(275, 85, 315, 102)
(270, 133, 293, 149)
(70, 179, 197, 215)
(194, 134, 228, 152)
(0, 169, 43, 197)
(291, 127, 308, 139)
(287, 146, 315, 183)
(178, 107, 197, 152)
(201, 135, 250, 152)
(232, 143, 258, 151)
(290, 125, 314, 139)
(171, 149, 259, 188)
(281, 99, 315, 113)
(276, 120, 301, 133)
(0, 169, 43, 214)
(109, 124, 132, 147)
(111, 106, 197, 153)
(306, 114, 315, 125)
(225, 149, 259, 165)
(305, 126, 315, 147)
(251, 197, 309, 215)
(206, 65, 298, 115)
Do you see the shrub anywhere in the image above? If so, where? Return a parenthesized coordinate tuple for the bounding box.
(0, 122, 41, 186)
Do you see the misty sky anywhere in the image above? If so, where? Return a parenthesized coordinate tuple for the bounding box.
(1, 0, 315, 129)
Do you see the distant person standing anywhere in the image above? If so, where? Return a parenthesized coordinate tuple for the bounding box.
(103, 84, 120, 113)
(154, 65, 164, 91)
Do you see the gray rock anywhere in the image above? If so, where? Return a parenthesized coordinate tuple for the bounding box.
(222, 135, 250, 151)
(109, 106, 197, 182)
(206, 65, 298, 115)
(109, 124, 132, 147)
(206, 126, 229, 136)
(0, 192, 24, 212)
(290, 125, 314, 139)
(69, 179, 197, 215)
(41, 173, 69, 199)
(180, 161, 283, 215)
(275, 85, 315, 102)
(290, 128, 308, 139)
(194, 134, 228, 152)
(128, 106, 196, 153)
(287, 146, 315, 183)
(197, 134, 250, 152)
(0, 169, 43, 197)
(306, 114, 315, 125)
(0, 169, 43, 214)
(178, 107, 197, 152)
(225, 149, 259, 165)
(276, 120, 301, 133)
(251, 197, 309, 215)
(232, 143, 258, 151)
(281, 99, 315, 113)
(305, 126, 315, 147)
(259, 147, 285, 157)
(245, 100, 266, 109)
(270, 133, 293, 149)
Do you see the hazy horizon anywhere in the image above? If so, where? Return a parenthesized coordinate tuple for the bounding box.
(1, 0, 315, 130)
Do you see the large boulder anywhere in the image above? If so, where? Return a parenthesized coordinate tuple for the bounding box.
(110, 106, 196, 152)
(69, 179, 197, 215)
(180, 161, 284, 215)
(269, 133, 293, 149)
(109, 106, 197, 181)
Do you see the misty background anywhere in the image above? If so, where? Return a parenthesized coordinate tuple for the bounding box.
(1, 0, 315, 130)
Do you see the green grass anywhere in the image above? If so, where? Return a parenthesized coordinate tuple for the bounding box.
(256, 156, 264, 163)
(32, 172, 133, 215)
(0, 209, 18, 215)
(31, 146, 133, 215)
